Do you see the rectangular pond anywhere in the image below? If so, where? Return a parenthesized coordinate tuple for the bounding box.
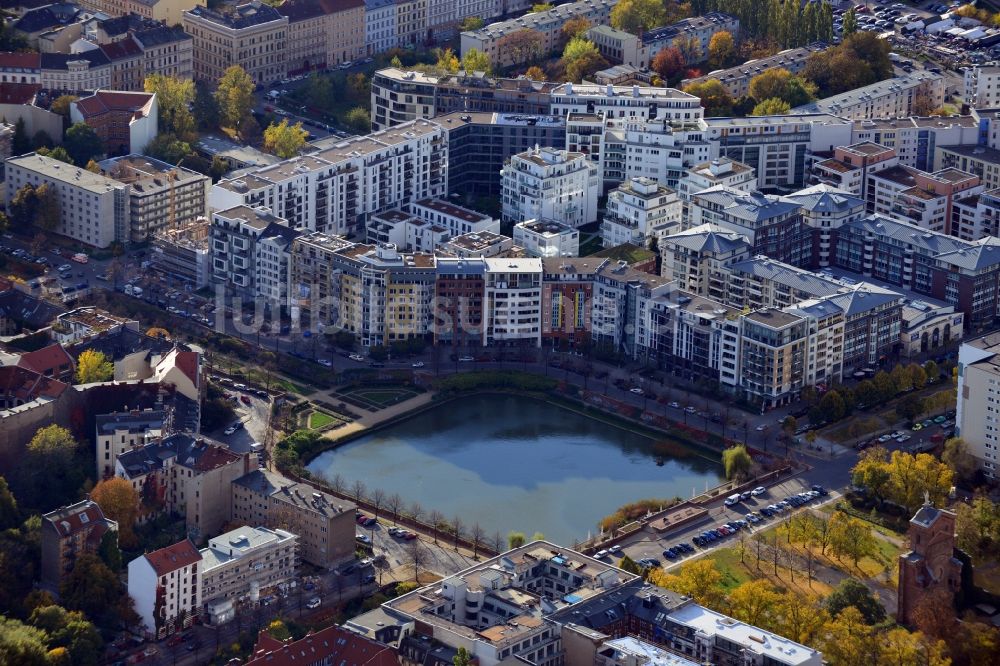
(307, 394, 723, 544)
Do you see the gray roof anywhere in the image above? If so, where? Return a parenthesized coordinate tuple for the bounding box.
(728, 257, 845, 298)
(842, 214, 970, 258)
(693, 187, 799, 223)
(781, 184, 864, 214)
(95, 409, 165, 435)
(792, 71, 942, 114)
(934, 236, 1000, 271)
(662, 223, 749, 254)
(233, 468, 287, 495)
(826, 285, 903, 317)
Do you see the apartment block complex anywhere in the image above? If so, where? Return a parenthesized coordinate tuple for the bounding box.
(116, 434, 250, 542)
(5, 153, 130, 248)
(514, 220, 579, 258)
(183, 2, 287, 85)
(231, 469, 357, 569)
(500, 147, 599, 228)
(199, 526, 298, 613)
(78, 0, 205, 26)
(964, 64, 1000, 108)
(602, 177, 681, 248)
(793, 71, 945, 121)
(210, 120, 448, 237)
(278, 0, 365, 72)
(459, 0, 615, 67)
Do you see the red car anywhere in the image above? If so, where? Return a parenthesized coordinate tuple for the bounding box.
(240, 395, 252, 406)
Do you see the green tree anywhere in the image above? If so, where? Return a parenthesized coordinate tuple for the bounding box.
(852, 446, 891, 502)
(35, 146, 73, 164)
(75, 349, 113, 384)
(32, 183, 60, 231)
(708, 30, 735, 69)
(896, 393, 925, 422)
(823, 578, 887, 624)
(618, 554, 643, 574)
(267, 619, 291, 641)
(263, 119, 308, 158)
(453, 646, 472, 666)
(524, 65, 547, 81)
(64, 123, 103, 166)
(923, 359, 940, 382)
(818, 390, 845, 422)
(145, 133, 192, 164)
(610, 0, 667, 35)
(749, 67, 816, 106)
(561, 16, 591, 44)
(682, 79, 734, 116)
(215, 65, 255, 130)
(956, 495, 1000, 561)
(942, 437, 976, 484)
(459, 17, 484, 31)
(344, 107, 371, 133)
(561, 37, 608, 83)
(0, 616, 49, 666)
(192, 82, 220, 131)
(827, 513, 877, 567)
(60, 554, 131, 631)
(29, 605, 103, 666)
(722, 444, 752, 480)
(0, 477, 18, 531)
(50, 95, 78, 119)
(461, 48, 492, 74)
(507, 531, 526, 548)
(12, 117, 29, 155)
(144, 74, 196, 139)
(842, 7, 857, 36)
(752, 97, 791, 115)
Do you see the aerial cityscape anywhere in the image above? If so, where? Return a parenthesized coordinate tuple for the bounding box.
(0, 0, 999, 663)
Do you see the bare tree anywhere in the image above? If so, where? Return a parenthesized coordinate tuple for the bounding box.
(371, 488, 386, 520)
(772, 532, 780, 576)
(490, 531, 505, 554)
(451, 514, 465, 550)
(351, 479, 367, 503)
(753, 531, 765, 571)
(329, 473, 346, 495)
(428, 510, 444, 544)
(470, 523, 485, 559)
(387, 493, 404, 524)
(408, 501, 425, 524)
(408, 538, 427, 583)
(736, 528, 749, 565)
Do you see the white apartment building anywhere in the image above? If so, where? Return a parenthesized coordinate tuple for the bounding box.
(957, 333, 1000, 478)
(964, 65, 1000, 108)
(602, 177, 681, 248)
(199, 526, 298, 613)
(500, 147, 599, 228)
(210, 205, 298, 309)
(951, 187, 1000, 241)
(792, 71, 945, 121)
(460, 0, 616, 67)
(364, 0, 396, 54)
(513, 219, 580, 258)
(658, 224, 749, 299)
(210, 120, 448, 237)
(783, 184, 866, 267)
(5, 153, 129, 248)
(702, 113, 853, 190)
(484, 258, 543, 346)
(367, 209, 450, 253)
(550, 83, 703, 125)
(851, 116, 979, 173)
(409, 198, 500, 237)
(128, 539, 202, 639)
(599, 117, 711, 189)
(678, 158, 756, 202)
(95, 409, 164, 481)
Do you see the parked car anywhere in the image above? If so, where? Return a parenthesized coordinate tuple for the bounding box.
(306, 597, 321, 609)
(751, 486, 767, 497)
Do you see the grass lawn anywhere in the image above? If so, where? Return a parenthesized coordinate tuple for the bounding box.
(578, 235, 605, 257)
(308, 411, 339, 429)
(699, 545, 833, 599)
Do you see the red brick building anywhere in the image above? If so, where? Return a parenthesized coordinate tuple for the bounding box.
(897, 497, 963, 625)
(247, 625, 399, 666)
(70, 90, 158, 156)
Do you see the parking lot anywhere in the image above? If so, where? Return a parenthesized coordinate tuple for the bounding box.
(612, 477, 839, 571)
(355, 513, 478, 584)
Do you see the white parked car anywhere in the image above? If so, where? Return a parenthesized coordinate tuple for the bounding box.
(306, 597, 321, 609)
(751, 486, 767, 496)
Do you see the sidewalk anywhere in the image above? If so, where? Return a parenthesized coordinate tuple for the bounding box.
(321, 391, 436, 441)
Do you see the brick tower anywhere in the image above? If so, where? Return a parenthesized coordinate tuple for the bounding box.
(896, 493, 962, 625)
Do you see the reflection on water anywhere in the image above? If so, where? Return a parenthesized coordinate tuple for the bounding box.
(307, 394, 723, 543)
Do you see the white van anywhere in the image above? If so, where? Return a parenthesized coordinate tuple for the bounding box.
(724, 494, 741, 506)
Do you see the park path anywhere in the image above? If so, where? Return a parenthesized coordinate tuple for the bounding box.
(321, 391, 435, 441)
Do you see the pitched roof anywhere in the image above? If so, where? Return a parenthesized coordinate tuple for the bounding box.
(933, 236, 1000, 271)
(13, 2, 80, 33)
(0, 82, 40, 104)
(42, 499, 112, 538)
(98, 36, 142, 62)
(39, 49, 110, 70)
(144, 538, 202, 576)
(73, 90, 154, 119)
(662, 223, 749, 254)
(0, 52, 41, 69)
(133, 24, 191, 47)
(0, 365, 68, 403)
(781, 184, 864, 214)
(154, 347, 200, 387)
(247, 625, 399, 666)
(16, 343, 75, 376)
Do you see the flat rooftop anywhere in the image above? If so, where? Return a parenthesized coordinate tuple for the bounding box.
(415, 198, 490, 223)
(744, 308, 804, 328)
